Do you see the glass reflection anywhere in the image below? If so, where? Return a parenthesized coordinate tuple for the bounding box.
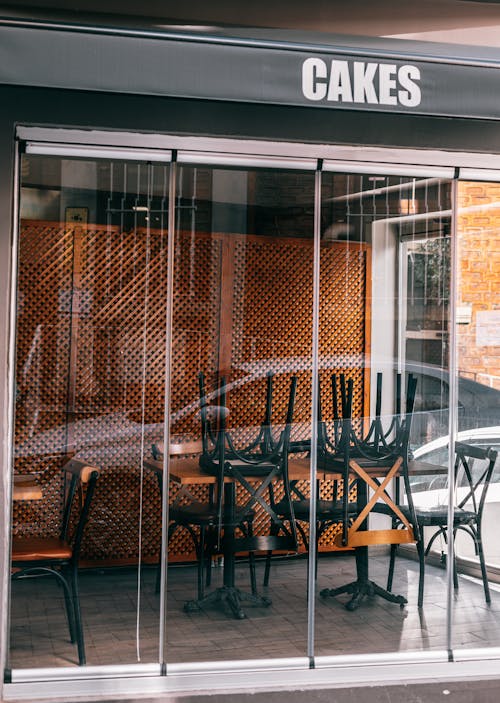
(452, 181, 500, 652)
(316, 172, 453, 656)
(10, 155, 169, 667)
(166, 165, 314, 662)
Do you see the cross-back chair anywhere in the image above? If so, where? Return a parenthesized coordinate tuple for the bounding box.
(385, 441, 497, 607)
(264, 372, 358, 586)
(11, 458, 99, 666)
(151, 438, 224, 600)
(194, 373, 299, 618)
(319, 372, 420, 609)
(324, 372, 419, 552)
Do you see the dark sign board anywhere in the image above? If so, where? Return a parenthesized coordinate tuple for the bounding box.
(1, 22, 500, 120)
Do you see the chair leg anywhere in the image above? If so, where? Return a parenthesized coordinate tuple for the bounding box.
(249, 552, 257, 595)
(58, 572, 77, 645)
(205, 527, 216, 589)
(387, 543, 398, 592)
(476, 528, 491, 604)
(69, 565, 86, 666)
(417, 537, 426, 608)
(263, 550, 272, 587)
(197, 526, 206, 601)
(263, 520, 280, 587)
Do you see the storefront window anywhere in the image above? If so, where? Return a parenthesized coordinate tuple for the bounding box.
(9, 142, 499, 679)
(165, 163, 315, 662)
(452, 180, 500, 650)
(10, 154, 170, 667)
(315, 170, 454, 656)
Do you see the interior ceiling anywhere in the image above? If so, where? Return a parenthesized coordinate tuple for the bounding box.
(3, 0, 500, 45)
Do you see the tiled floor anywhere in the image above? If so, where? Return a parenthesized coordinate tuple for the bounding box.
(9, 552, 500, 670)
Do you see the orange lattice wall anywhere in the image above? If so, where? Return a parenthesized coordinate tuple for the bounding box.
(13, 221, 371, 563)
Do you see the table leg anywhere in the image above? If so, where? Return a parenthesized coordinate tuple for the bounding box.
(183, 482, 272, 618)
(320, 482, 407, 611)
(320, 546, 407, 610)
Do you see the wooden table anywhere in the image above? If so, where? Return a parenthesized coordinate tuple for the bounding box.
(145, 455, 313, 618)
(147, 456, 312, 484)
(146, 455, 445, 613)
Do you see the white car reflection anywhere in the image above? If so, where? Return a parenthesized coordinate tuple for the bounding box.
(412, 427, 500, 568)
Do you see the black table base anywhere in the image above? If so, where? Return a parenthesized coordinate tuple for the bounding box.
(183, 586, 272, 619)
(320, 580, 407, 611)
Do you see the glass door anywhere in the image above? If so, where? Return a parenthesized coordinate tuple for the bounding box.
(315, 167, 454, 657)
(452, 178, 500, 652)
(13, 137, 497, 678)
(9, 148, 171, 669)
(164, 156, 316, 663)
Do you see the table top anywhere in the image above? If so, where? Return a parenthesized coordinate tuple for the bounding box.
(13, 475, 43, 501)
(144, 456, 445, 485)
(144, 456, 312, 484)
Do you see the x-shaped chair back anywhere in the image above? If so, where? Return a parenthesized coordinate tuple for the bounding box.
(198, 372, 299, 554)
(334, 373, 419, 549)
(454, 441, 497, 515)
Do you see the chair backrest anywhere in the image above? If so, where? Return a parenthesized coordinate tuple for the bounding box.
(326, 373, 420, 549)
(60, 459, 99, 560)
(221, 375, 299, 556)
(198, 370, 278, 460)
(454, 442, 498, 518)
(169, 439, 203, 458)
(198, 372, 299, 553)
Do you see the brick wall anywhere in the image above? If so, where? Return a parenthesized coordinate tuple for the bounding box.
(457, 181, 500, 390)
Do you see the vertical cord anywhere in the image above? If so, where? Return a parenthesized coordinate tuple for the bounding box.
(189, 168, 197, 297)
(307, 166, 322, 664)
(136, 163, 153, 661)
(446, 176, 459, 661)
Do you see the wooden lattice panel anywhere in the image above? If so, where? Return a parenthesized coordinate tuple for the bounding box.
(228, 236, 369, 438)
(170, 232, 223, 439)
(13, 221, 74, 539)
(12, 222, 370, 564)
(319, 242, 369, 434)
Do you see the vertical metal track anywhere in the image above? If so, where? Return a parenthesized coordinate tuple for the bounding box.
(307, 165, 322, 664)
(3, 140, 21, 677)
(446, 175, 460, 661)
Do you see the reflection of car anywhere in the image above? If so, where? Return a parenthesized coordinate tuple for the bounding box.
(411, 426, 500, 493)
(405, 362, 500, 446)
(17, 358, 498, 464)
(410, 427, 500, 567)
(170, 358, 500, 447)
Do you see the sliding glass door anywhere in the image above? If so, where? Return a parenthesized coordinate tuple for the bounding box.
(8, 136, 500, 680)
(165, 157, 316, 663)
(315, 168, 454, 657)
(452, 179, 500, 652)
(10, 150, 171, 668)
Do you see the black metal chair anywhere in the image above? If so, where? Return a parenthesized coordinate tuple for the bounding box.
(263, 372, 358, 586)
(11, 458, 99, 666)
(385, 441, 497, 607)
(151, 439, 222, 600)
(191, 374, 299, 618)
(156, 372, 280, 604)
(319, 373, 420, 609)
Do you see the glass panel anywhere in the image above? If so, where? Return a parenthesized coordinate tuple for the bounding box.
(452, 180, 500, 651)
(165, 164, 314, 663)
(10, 154, 170, 668)
(316, 172, 453, 656)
